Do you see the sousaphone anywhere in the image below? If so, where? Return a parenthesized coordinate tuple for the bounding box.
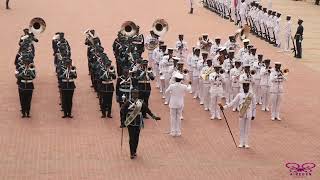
(152, 19, 169, 37)
(120, 21, 138, 38)
(29, 17, 46, 35)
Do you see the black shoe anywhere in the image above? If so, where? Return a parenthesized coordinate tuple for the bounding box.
(6, 7, 10, 10)
(107, 114, 112, 118)
(68, 115, 73, 118)
(143, 115, 149, 119)
(62, 115, 68, 118)
(22, 114, 26, 118)
(133, 153, 137, 157)
(130, 155, 135, 159)
(101, 114, 106, 118)
(120, 124, 125, 128)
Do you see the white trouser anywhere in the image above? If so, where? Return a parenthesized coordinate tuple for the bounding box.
(192, 76, 200, 98)
(203, 83, 211, 109)
(240, 14, 246, 27)
(170, 108, 183, 135)
(154, 64, 160, 87)
(253, 80, 262, 104)
(199, 79, 204, 103)
(210, 93, 222, 118)
(275, 29, 281, 46)
(160, 78, 165, 94)
(261, 85, 270, 110)
(232, 86, 240, 110)
(224, 79, 232, 103)
(164, 77, 171, 102)
(270, 93, 282, 119)
(268, 27, 274, 40)
(239, 117, 251, 146)
(284, 34, 291, 51)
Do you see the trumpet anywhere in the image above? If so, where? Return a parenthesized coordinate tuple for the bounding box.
(250, 69, 256, 75)
(282, 68, 289, 74)
(219, 69, 225, 74)
(28, 63, 35, 71)
(70, 66, 76, 72)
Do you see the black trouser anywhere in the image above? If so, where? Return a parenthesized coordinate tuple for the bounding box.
(139, 91, 150, 116)
(100, 91, 113, 115)
(61, 90, 74, 115)
(19, 89, 33, 115)
(316, 0, 319, 5)
(128, 126, 141, 156)
(296, 39, 302, 58)
(6, 0, 9, 8)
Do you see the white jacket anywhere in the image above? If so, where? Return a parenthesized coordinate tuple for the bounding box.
(269, 71, 287, 93)
(166, 82, 191, 109)
(225, 92, 257, 118)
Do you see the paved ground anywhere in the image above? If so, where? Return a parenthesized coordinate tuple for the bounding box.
(0, 0, 320, 179)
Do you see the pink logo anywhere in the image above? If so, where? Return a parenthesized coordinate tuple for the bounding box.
(286, 163, 316, 177)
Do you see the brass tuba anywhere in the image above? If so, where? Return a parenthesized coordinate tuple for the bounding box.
(152, 19, 169, 37)
(29, 17, 46, 35)
(120, 21, 138, 38)
(234, 24, 250, 42)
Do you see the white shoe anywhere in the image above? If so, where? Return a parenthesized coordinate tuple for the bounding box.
(160, 90, 163, 93)
(277, 117, 281, 121)
(244, 144, 250, 148)
(232, 108, 236, 112)
(238, 144, 244, 148)
(164, 102, 168, 105)
(204, 108, 209, 111)
(217, 116, 222, 120)
(271, 117, 276, 121)
(193, 96, 197, 99)
(156, 85, 160, 88)
(180, 116, 184, 120)
(189, 91, 193, 94)
(210, 116, 215, 120)
(266, 108, 270, 112)
(162, 96, 165, 99)
(176, 133, 181, 137)
(258, 102, 262, 105)
(200, 102, 204, 105)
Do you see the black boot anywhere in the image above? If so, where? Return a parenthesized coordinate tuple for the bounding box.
(101, 111, 106, 118)
(189, 8, 193, 14)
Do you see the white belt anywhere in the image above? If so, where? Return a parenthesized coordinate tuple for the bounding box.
(102, 81, 113, 84)
(21, 80, 33, 83)
(119, 88, 131, 92)
(138, 81, 150, 83)
(62, 79, 74, 82)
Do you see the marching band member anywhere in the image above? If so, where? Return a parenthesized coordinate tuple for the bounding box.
(252, 54, 263, 105)
(165, 73, 191, 136)
(222, 50, 235, 103)
(152, 41, 165, 88)
(209, 64, 225, 120)
(98, 61, 116, 118)
(15, 57, 36, 118)
(120, 88, 160, 159)
(239, 0, 247, 27)
(175, 34, 188, 61)
(199, 34, 212, 53)
(145, 30, 160, 66)
(190, 48, 201, 99)
(239, 64, 255, 93)
(236, 39, 250, 61)
(116, 68, 135, 126)
(136, 60, 155, 118)
(260, 59, 272, 111)
(187, 47, 195, 94)
(159, 48, 175, 104)
(230, 59, 242, 111)
(58, 59, 77, 118)
(270, 62, 287, 120)
(248, 47, 257, 67)
(224, 35, 240, 52)
(210, 37, 222, 58)
(220, 81, 257, 148)
(200, 58, 214, 111)
(199, 52, 208, 105)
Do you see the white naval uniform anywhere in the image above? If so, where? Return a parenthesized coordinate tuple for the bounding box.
(152, 47, 163, 88)
(274, 16, 281, 47)
(222, 58, 233, 103)
(209, 72, 224, 119)
(260, 66, 272, 111)
(145, 35, 158, 65)
(198, 59, 206, 104)
(224, 40, 240, 52)
(224, 92, 257, 146)
(191, 55, 201, 98)
(160, 55, 174, 103)
(200, 66, 214, 110)
(239, 1, 247, 27)
(166, 82, 191, 136)
(284, 20, 292, 51)
(269, 71, 287, 120)
(230, 67, 242, 111)
(210, 43, 221, 58)
(175, 40, 188, 61)
(252, 61, 263, 104)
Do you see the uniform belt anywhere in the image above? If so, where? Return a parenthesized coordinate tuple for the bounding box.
(138, 81, 150, 83)
(102, 81, 113, 84)
(62, 79, 74, 82)
(119, 88, 131, 92)
(21, 80, 33, 83)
